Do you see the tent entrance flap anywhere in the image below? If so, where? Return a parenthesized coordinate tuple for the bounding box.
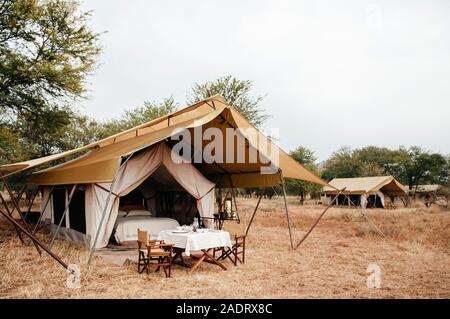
(85, 142, 216, 249)
(137, 166, 201, 226)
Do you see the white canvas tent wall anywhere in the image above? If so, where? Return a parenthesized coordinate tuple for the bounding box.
(40, 142, 214, 248)
(321, 176, 406, 208)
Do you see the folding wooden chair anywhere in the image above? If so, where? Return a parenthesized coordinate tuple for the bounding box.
(137, 229, 174, 278)
(213, 235, 246, 266)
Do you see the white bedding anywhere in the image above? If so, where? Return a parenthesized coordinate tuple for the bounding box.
(113, 216, 179, 244)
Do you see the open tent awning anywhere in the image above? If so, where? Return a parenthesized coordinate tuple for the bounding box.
(1, 95, 327, 188)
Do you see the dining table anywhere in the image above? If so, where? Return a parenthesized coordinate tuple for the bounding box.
(157, 229, 232, 273)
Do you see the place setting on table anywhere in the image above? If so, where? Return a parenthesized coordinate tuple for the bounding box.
(157, 222, 233, 273)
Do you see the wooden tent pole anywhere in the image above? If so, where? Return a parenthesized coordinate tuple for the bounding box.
(360, 211, 386, 238)
(245, 188, 265, 236)
(0, 191, 25, 243)
(271, 186, 279, 197)
(280, 172, 294, 250)
(33, 185, 55, 234)
(0, 207, 69, 270)
(49, 184, 77, 249)
(9, 185, 26, 215)
(228, 175, 240, 222)
(343, 193, 357, 207)
(23, 186, 40, 222)
(295, 187, 346, 250)
(0, 173, 41, 254)
(87, 153, 134, 269)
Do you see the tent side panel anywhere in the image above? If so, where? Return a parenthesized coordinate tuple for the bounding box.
(85, 183, 118, 248)
(361, 194, 367, 208)
(41, 187, 54, 223)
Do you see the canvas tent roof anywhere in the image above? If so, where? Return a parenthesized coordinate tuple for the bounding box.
(0, 95, 327, 188)
(322, 176, 406, 195)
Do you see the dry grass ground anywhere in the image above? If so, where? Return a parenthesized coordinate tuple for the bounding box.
(0, 196, 449, 298)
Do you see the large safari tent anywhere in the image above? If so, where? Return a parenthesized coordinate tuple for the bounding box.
(321, 176, 406, 208)
(0, 95, 327, 270)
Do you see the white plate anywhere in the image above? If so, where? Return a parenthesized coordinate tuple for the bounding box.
(172, 230, 189, 233)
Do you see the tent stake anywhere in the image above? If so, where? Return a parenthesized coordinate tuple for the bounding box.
(245, 188, 265, 236)
(0, 173, 41, 254)
(295, 188, 346, 249)
(87, 154, 134, 269)
(280, 172, 294, 250)
(0, 207, 69, 270)
(33, 185, 55, 234)
(49, 185, 77, 249)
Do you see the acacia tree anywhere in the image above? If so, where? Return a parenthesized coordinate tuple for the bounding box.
(0, 0, 101, 195)
(57, 96, 178, 151)
(321, 146, 365, 180)
(120, 96, 178, 130)
(285, 146, 322, 204)
(0, 0, 101, 161)
(0, 0, 101, 119)
(387, 146, 449, 190)
(188, 76, 269, 127)
(0, 126, 25, 164)
(93, 96, 178, 139)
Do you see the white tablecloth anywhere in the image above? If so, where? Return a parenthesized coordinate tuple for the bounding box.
(158, 230, 232, 256)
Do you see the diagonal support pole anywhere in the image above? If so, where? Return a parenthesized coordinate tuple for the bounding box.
(0, 174, 41, 254)
(33, 185, 55, 234)
(0, 191, 25, 243)
(23, 186, 40, 222)
(8, 185, 26, 216)
(228, 175, 240, 223)
(245, 188, 265, 236)
(360, 211, 386, 238)
(49, 185, 77, 249)
(280, 172, 294, 250)
(87, 153, 134, 269)
(342, 193, 357, 207)
(295, 187, 346, 250)
(0, 207, 69, 270)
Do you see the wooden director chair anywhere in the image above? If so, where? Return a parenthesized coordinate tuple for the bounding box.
(213, 235, 246, 266)
(137, 229, 174, 278)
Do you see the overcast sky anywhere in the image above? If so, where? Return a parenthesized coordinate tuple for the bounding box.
(78, 0, 450, 161)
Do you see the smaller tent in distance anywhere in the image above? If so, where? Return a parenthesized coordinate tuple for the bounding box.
(321, 176, 406, 208)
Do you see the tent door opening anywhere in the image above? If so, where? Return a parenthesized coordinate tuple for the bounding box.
(366, 195, 384, 208)
(69, 189, 86, 234)
(52, 188, 67, 226)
